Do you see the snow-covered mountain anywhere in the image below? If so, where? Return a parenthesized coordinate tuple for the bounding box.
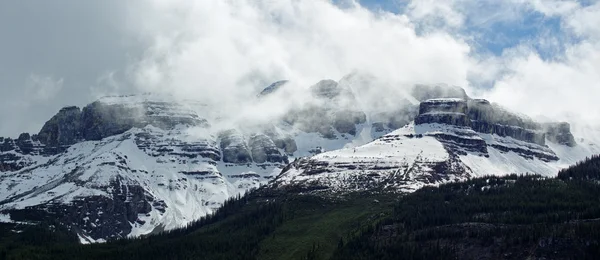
(271, 95, 600, 194)
(0, 76, 598, 242)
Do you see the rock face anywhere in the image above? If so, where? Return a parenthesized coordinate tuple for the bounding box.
(271, 125, 472, 194)
(38, 96, 208, 149)
(248, 134, 288, 164)
(411, 84, 469, 102)
(282, 79, 367, 138)
(81, 99, 208, 141)
(415, 98, 471, 127)
(271, 85, 585, 195)
(219, 130, 253, 164)
(8, 176, 153, 240)
(468, 99, 546, 146)
(37, 106, 83, 149)
(0, 78, 590, 243)
(544, 122, 577, 147)
(414, 98, 558, 161)
(272, 137, 297, 155)
(258, 80, 288, 97)
(0, 134, 48, 172)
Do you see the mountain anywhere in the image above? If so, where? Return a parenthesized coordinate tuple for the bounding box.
(0, 76, 598, 242)
(2, 167, 600, 259)
(271, 95, 597, 194)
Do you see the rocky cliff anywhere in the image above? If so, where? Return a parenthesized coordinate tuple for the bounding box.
(0, 78, 592, 242)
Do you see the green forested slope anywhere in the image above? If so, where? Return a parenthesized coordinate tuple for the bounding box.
(1, 156, 600, 260)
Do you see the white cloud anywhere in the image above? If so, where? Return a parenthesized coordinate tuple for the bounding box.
(406, 0, 465, 29)
(3, 0, 598, 136)
(125, 0, 472, 126)
(477, 1, 600, 127)
(119, 0, 600, 130)
(567, 2, 600, 39)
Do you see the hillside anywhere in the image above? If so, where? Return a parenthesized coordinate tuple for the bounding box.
(1, 155, 599, 259)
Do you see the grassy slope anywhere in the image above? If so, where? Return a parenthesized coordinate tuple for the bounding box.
(257, 195, 395, 260)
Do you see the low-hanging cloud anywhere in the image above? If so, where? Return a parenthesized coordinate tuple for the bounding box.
(474, 1, 600, 127)
(1, 0, 599, 138)
(126, 0, 472, 127)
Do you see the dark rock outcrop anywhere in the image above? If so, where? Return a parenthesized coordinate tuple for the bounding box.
(413, 98, 563, 161)
(248, 134, 287, 164)
(258, 80, 288, 97)
(36, 99, 207, 150)
(415, 98, 550, 147)
(414, 99, 471, 127)
(219, 130, 252, 164)
(468, 99, 546, 146)
(411, 84, 469, 102)
(0, 133, 49, 171)
(333, 111, 367, 135)
(134, 130, 221, 161)
(37, 106, 83, 148)
(273, 137, 297, 155)
(81, 101, 207, 141)
(544, 122, 577, 147)
(6, 176, 153, 241)
(310, 79, 342, 99)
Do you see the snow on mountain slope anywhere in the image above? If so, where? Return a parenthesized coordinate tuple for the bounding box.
(0, 81, 382, 242)
(272, 97, 599, 194)
(0, 127, 236, 241)
(272, 124, 469, 193)
(0, 77, 597, 243)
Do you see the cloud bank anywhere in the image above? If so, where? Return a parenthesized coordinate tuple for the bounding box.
(0, 0, 599, 136)
(128, 1, 470, 103)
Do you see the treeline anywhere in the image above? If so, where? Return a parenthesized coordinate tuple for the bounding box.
(0, 189, 288, 260)
(2, 155, 600, 259)
(558, 154, 600, 180)
(332, 155, 600, 259)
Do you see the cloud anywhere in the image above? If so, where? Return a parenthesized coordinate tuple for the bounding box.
(1, 0, 598, 138)
(120, 0, 600, 133)
(475, 1, 600, 127)
(126, 0, 472, 127)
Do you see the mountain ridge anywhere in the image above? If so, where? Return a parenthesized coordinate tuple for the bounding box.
(0, 77, 597, 242)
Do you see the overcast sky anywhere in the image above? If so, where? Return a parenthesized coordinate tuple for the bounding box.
(0, 0, 599, 137)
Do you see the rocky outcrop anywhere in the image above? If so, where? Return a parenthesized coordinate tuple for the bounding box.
(134, 130, 221, 162)
(272, 137, 297, 155)
(36, 98, 208, 150)
(278, 79, 367, 138)
(248, 134, 287, 164)
(0, 133, 48, 172)
(310, 79, 342, 99)
(219, 130, 252, 164)
(258, 80, 288, 97)
(544, 122, 577, 147)
(411, 84, 469, 102)
(81, 100, 207, 141)
(415, 98, 550, 147)
(333, 111, 367, 136)
(414, 99, 471, 127)
(468, 99, 546, 146)
(37, 106, 83, 149)
(7, 176, 153, 241)
(412, 98, 560, 161)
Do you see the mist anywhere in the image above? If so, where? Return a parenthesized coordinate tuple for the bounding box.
(1, 0, 599, 138)
(123, 0, 470, 130)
